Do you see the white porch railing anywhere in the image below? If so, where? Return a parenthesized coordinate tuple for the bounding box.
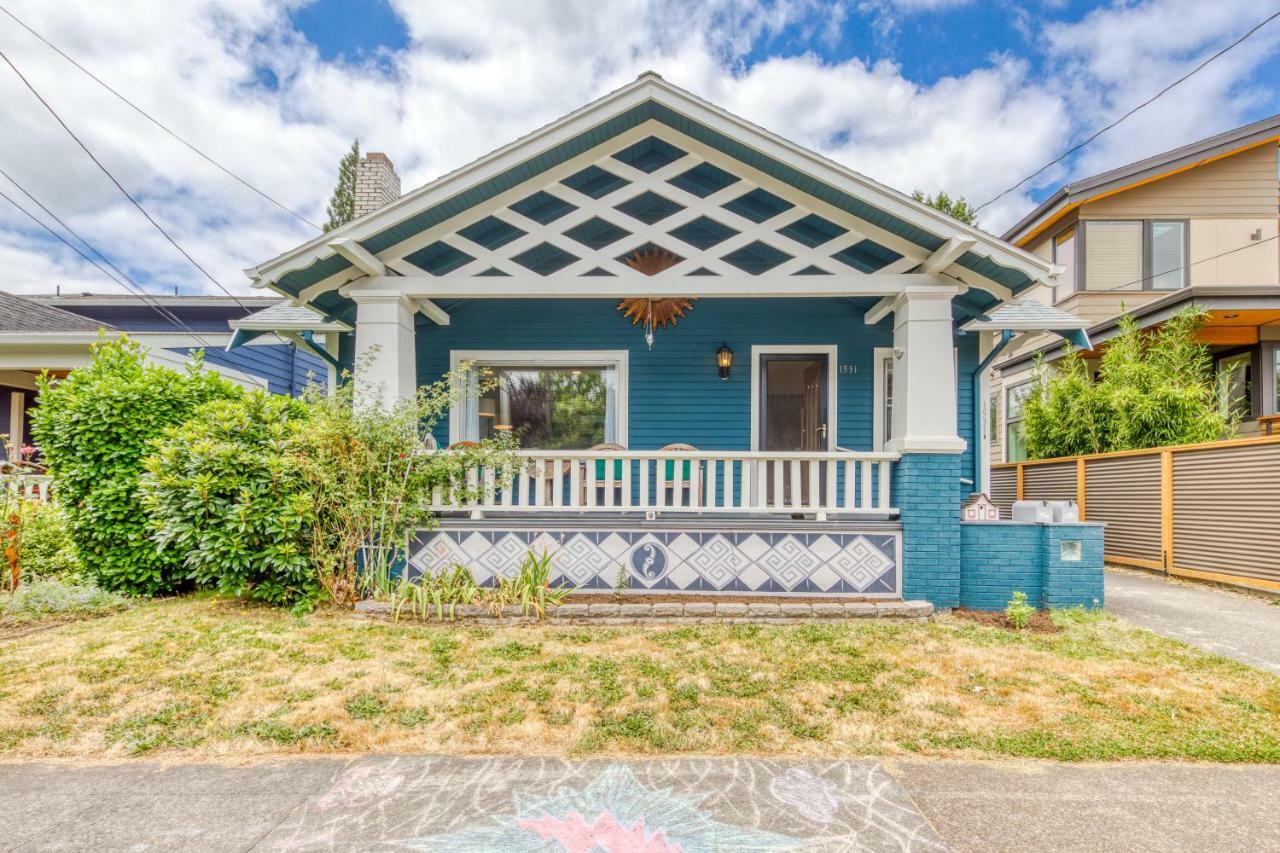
(430, 450, 898, 518)
(1, 474, 53, 504)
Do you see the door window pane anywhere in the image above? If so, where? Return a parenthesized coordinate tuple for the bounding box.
(1216, 353, 1252, 421)
(1149, 221, 1186, 290)
(1084, 221, 1143, 291)
(477, 365, 616, 449)
(762, 357, 827, 451)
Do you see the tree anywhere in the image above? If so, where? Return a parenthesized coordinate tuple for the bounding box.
(1021, 306, 1235, 459)
(323, 139, 360, 231)
(912, 189, 977, 226)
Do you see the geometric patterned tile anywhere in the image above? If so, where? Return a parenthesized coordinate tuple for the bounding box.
(408, 526, 900, 597)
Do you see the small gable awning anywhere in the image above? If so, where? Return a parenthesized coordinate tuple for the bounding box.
(227, 302, 349, 364)
(962, 297, 1091, 350)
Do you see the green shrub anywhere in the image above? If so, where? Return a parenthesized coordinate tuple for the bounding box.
(293, 366, 517, 606)
(1023, 307, 1233, 460)
(1005, 591, 1035, 630)
(2, 577, 129, 619)
(18, 501, 80, 579)
(31, 337, 239, 596)
(141, 392, 320, 610)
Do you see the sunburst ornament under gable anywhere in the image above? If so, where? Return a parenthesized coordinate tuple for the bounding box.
(617, 243, 695, 348)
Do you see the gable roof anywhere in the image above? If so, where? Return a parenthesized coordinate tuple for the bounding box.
(228, 301, 349, 332)
(248, 73, 1055, 324)
(0, 290, 114, 334)
(1003, 113, 1280, 246)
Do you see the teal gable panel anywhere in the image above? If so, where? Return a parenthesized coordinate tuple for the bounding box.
(413, 298, 977, 465)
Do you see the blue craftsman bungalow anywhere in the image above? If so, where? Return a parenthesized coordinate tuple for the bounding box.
(243, 74, 1101, 610)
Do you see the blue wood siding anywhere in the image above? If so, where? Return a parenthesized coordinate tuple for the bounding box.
(169, 344, 327, 397)
(414, 298, 978, 462)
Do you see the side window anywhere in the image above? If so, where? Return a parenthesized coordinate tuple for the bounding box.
(1005, 382, 1032, 462)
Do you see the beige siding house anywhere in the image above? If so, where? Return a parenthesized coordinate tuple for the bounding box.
(989, 116, 1280, 462)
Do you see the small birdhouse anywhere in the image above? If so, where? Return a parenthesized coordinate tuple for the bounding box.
(961, 492, 1001, 521)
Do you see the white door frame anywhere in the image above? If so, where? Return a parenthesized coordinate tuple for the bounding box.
(749, 345, 838, 451)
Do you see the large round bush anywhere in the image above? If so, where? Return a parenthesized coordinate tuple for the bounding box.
(141, 391, 319, 610)
(32, 338, 238, 595)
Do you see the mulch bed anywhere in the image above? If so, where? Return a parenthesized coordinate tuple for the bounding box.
(951, 607, 1062, 634)
(563, 593, 886, 605)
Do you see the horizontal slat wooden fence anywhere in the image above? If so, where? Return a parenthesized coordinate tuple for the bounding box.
(993, 435, 1280, 592)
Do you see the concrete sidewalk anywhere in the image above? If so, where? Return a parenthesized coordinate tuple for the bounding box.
(1106, 568, 1280, 675)
(7, 756, 1280, 852)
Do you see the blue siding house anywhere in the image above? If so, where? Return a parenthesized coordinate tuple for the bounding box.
(243, 73, 1100, 610)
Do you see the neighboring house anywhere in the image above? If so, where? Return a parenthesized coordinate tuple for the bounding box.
(240, 73, 1099, 610)
(992, 115, 1280, 461)
(0, 290, 340, 459)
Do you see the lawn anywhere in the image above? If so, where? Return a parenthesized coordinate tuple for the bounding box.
(1, 596, 1278, 762)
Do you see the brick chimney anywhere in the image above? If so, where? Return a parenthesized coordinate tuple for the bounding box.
(354, 152, 401, 218)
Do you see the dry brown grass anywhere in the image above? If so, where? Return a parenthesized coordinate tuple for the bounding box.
(1, 596, 1277, 762)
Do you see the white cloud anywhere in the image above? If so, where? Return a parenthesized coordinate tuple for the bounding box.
(0, 0, 1275, 299)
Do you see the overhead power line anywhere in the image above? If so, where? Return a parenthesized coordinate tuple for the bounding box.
(0, 46, 256, 316)
(975, 8, 1280, 214)
(0, 176, 216, 347)
(0, 3, 321, 231)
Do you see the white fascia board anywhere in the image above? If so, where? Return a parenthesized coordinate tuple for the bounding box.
(248, 74, 1056, 288)
(340, 273, 949, 300)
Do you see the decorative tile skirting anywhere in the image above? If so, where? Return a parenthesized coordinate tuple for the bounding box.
(408, 522, 902, 598)
(355, 598, 933, 623)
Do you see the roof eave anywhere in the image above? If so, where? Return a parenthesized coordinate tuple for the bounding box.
(249, 73, 1055, 290)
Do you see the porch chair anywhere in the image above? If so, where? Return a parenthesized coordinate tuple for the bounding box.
(583, 442, 626, 506)
(658, 443, 699, 507)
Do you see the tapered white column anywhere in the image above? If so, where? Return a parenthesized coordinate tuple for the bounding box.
(885, 288, 966, 454)
(350, 290, 417, 411)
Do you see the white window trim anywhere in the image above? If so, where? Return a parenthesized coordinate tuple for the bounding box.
(447, 349, 629, 446)
(749, 345, 838, 452)
(872, 346, 894, 452)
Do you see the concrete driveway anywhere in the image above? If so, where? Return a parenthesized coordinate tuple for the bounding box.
(1105, 568, 1280, 675)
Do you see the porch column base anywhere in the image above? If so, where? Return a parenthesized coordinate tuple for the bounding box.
(893, 452, 963, 608)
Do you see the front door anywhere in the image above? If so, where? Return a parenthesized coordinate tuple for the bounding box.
(759, 352, 830, 504)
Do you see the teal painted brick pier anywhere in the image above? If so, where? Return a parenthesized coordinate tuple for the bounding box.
(893, 453, 963, 608)
(960, 521, 1105, 611)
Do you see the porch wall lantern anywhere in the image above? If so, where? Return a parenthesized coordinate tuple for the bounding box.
(716, 343, 734, 380)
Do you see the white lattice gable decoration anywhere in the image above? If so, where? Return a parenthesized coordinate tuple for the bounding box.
(378, 121, 930, 284)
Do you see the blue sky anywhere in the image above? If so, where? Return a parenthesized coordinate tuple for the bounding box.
(1, 0, 1279, 295)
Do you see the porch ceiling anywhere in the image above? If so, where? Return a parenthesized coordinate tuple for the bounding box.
(248, 75, 1054, 328)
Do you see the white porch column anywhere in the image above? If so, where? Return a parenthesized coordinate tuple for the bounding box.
(885, 288, 967, 454)
(350, 290, 417, 411)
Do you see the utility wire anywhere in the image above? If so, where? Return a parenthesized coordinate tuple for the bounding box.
(0, 180, 216, 347)
(0, 46, 256, 316)
(1089, 232, 1280, 295)
(0, 4, 321, 231)
(975, 9, 1280, 214)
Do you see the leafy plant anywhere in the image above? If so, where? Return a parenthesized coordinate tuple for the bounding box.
(1005, 591, 1035, 630)
(141, 392, 320, 611)
(31, 337, 239, 596)
(382, 551, 571, 621)
(389, 565, 482, 621)
(17, 501, 80, 580)
(291, 360, 517, 606)
(1022, 307, 1234, 459)
(1, 576, 129, 619)
(491, 550, 569, 619)
(612, 562, 631, 598)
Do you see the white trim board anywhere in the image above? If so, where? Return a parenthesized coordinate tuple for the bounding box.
(872, 347, 894, 452)
(749, 345, 839, 452)
(447, 349, 630, 446)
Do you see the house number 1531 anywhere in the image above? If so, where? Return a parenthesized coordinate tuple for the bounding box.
(838, 364, 856, 375)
